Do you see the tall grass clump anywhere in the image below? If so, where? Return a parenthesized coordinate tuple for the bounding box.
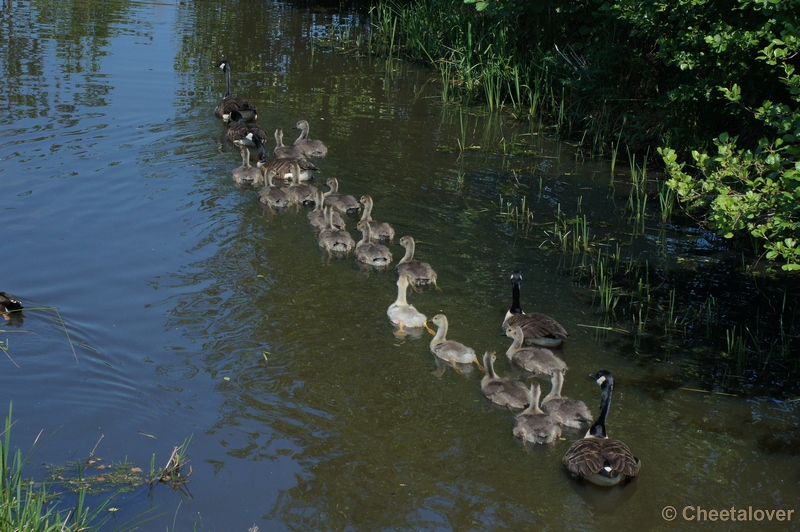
(147, 435, 193, 499)
(1, 404, 114, 531)
(625, 150, 648, 234)
(366, 0, 554, 121)
(498, 194, 534, 233)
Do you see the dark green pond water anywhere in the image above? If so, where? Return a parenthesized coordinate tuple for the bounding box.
(1, 0, 799, 530)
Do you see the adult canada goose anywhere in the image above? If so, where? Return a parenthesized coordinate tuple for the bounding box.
(282, 163, 317, 206)
(248, 132, 318, 182)
(230, 144, 262, 186)
(323, 178, 360, 215)
(358, 195, 395, 241)
(503, 270, 569, 347)
(317, 205, 355, 256)
(214, 60, 258, 123)
(227, 111, 269, 152)
(481, 351, 530, 410)
(258, 167, 290, 210)
(513, 381, 562, 445)
(505, 325, 567, 376)
(308, 188, 346, 231)
(396, 236, 438, 290)
(542, 369, 592, 430)
(429, 314, 484, 375)
(355, 221, 393, 268)
(274, 129, 307, 160)
(562, 370, 641, 486)
(293, 119, 328, 158)
(387, 274, 433, 336)
(0, 292, 23, 322)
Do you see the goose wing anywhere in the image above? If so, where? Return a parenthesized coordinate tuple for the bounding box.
(562, 437, 641, 480)
(506, 312, 568, 340)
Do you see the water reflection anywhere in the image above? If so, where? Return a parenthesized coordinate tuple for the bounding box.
(0, 0, 130, 124)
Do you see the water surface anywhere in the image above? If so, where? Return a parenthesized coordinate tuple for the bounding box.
(1, 0, 798, 530)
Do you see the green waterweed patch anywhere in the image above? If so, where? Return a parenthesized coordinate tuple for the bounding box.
(45, 458, 145, 495)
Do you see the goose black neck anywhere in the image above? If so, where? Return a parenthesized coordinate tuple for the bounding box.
(589, 379, 612, 438)
(509, 273, 522, 315)
(224, 65, 232, 98)
(251, 134, 268, 162)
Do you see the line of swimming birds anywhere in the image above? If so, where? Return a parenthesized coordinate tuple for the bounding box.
(215, 59, 641, 487)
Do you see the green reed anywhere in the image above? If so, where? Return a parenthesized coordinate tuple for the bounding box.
(439, 59, 454, 103)
(704, 296, 718, 337)
(546, 204, 592, 254)
(593, 254, 618, 314)
(609, 122, 626, 186)
(726, 326, 748, 375)
(455, 168, 466, 190)
(498, 194, 534, 232)
(658, 180, 674, 223)
(633, 276, 651, 334)
(368, 2, 398, 58)
(575, 214, 589, 253)
(626, 150, 649, 234)
(481, 56, 506, 111)
(0, 404, 124, 531)
(457, 108, 467, 153)
(358, 0, 554, 118)
(149, 435, 193, 490)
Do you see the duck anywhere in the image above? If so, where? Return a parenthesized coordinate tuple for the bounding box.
(230, 144, 262, 186)
(513, 381, 562, 444)
(214, 60, 258, 123)
(480, 351, 530, 410)
(562, 370, 641, 486)
(429, 314, 484, 375)
(282, 163, 318, 206)
(247, 132, 318, 182)
(355, 221, 393, 268)
(387, 274, 433, 336)
(396, 236, 438, 290)
(258, 165, 291, 210)
(323, 178, 360, 215)
(308, 188, 346, 231)
(227, 110, 269, 153)
(0, 292, 23, 321)
(359, 195, 395, 241)
(292, 119, 328, 158)
(317, 205, 355, 256)
(503, 270, 569, 347)
(505, 325, 567, 376)
(541, 369, 592, 430)
(274, 128, 307, 160)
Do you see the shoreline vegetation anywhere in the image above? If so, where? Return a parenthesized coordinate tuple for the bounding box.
(0, 403, 190, 530)
(316, 0, 800, 399)
(328, 0, 800, 270)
